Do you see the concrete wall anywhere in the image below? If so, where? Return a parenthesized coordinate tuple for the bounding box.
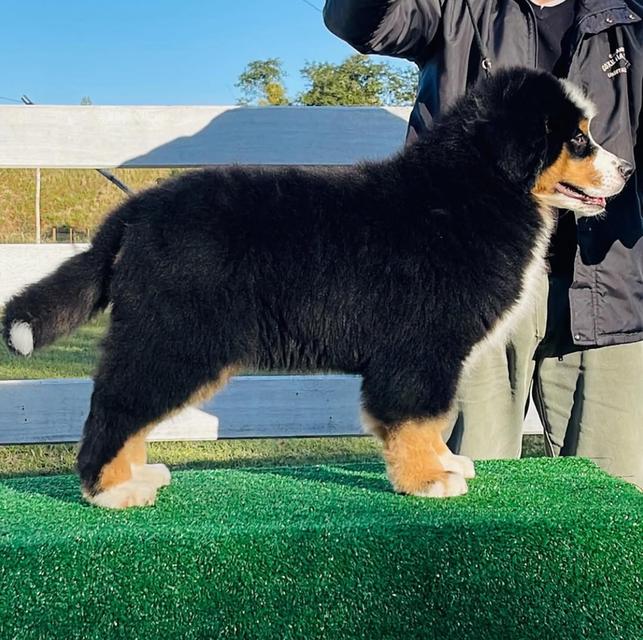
(0, 243, 89, 306)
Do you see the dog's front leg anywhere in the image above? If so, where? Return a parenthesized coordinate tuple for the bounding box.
(375, 415, 475, 497)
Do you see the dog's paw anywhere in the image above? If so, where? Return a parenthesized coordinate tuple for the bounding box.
(132, 463, 172, 488)
(452, 454, 475, 479)
(439, 452, 476, 479)
(84, 478, 160, 509)
(412, 472, 468, 498)
(83, 463, 172, 509)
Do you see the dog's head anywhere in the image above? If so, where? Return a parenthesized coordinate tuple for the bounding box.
(471, 68, 632, 216)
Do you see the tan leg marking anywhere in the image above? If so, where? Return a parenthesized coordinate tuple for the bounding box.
(98, 364, 238, 490)
(187, 365, 240, 406)
(84, 425, 162, 509)
(98, 427, 151, 491)
(383, 416, 470, 497)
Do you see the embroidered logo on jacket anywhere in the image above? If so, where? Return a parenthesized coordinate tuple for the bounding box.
(601, 47, 630, 78)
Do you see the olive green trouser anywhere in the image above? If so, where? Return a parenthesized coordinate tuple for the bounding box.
(444, 273, 643, 488)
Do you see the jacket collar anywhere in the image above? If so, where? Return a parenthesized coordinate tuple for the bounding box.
(576, 0, 641, 33)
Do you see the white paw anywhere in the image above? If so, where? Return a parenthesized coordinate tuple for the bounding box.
(450, 454, 476, 479)
(412, 472, 468, 498)
(132, 463, 172, 488)
(439, 452, 476, 479)
(84, 478, 159, 509)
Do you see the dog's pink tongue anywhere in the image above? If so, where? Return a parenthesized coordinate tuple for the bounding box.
(584, 195, 606, 207)
(556, 184, 606, 208)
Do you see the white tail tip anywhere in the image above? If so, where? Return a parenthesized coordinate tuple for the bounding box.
(9, 321, 34, 356)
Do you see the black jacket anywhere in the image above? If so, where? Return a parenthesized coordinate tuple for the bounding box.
(324, 0, 643, 350)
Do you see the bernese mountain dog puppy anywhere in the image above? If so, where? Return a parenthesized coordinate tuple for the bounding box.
(3, 68, 632, 508)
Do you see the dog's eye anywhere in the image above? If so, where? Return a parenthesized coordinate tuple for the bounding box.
(571, 132, 588, 147)
(569, 131, 590, 157)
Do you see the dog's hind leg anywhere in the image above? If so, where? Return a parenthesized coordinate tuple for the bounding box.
(78, 371, 235, 509)
(77, 322, 237, 509)
(79, 410, 167, 509)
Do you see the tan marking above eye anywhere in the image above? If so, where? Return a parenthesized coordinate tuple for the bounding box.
(578, 118, 589, 135)
(533, 146, 601, 195)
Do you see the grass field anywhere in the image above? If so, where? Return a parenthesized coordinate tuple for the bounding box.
(0, 168, 177, 242)
(0, 314, 106, 379)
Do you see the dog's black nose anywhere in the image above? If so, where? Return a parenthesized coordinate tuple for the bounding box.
(618, 159, 634, 180)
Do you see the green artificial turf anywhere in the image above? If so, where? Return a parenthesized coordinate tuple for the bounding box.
(0, 458, 641, 640)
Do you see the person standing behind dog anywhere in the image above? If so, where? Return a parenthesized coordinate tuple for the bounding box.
(324, 0, 643, 487)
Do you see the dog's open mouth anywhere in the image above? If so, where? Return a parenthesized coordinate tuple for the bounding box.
(555, 182, 606, 208)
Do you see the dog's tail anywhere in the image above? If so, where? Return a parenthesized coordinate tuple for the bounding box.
(2, 208, 129, 356)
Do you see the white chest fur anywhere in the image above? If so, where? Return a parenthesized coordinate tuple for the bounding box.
(462, 212, 554, 374)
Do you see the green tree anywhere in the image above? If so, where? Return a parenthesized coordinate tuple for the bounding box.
(235, 55, 418, 107)
(382, 65, 418, 105)
(297, 54, 417, 106)
(235, 59, 289, 106)
(80, 96, 93, 105)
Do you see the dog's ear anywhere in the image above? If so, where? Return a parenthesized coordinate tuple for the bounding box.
(492, 117, 549, 186)
(473, 110, 549, 188)
(471, 68, 556, 187)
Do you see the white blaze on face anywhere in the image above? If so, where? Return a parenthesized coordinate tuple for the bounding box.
(587, 126, 628, 199)
(537, 79, 631, 217)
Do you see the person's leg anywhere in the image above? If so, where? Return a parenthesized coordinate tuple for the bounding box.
(445, 275, 547, 458)
(533, 341, 643, 488)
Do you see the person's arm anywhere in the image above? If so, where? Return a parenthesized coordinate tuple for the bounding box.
(323, 0, 443, 62)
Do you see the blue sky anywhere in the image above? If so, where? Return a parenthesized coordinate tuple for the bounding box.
(0, 0, 411, 105)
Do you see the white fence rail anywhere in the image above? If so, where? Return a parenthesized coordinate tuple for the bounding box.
(0, 375, 542, 445)
(0, 244, 89, 306)
(0, 105, 411, 168)
(0, 103, 542, 443)
(0, 375, 364, 445)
